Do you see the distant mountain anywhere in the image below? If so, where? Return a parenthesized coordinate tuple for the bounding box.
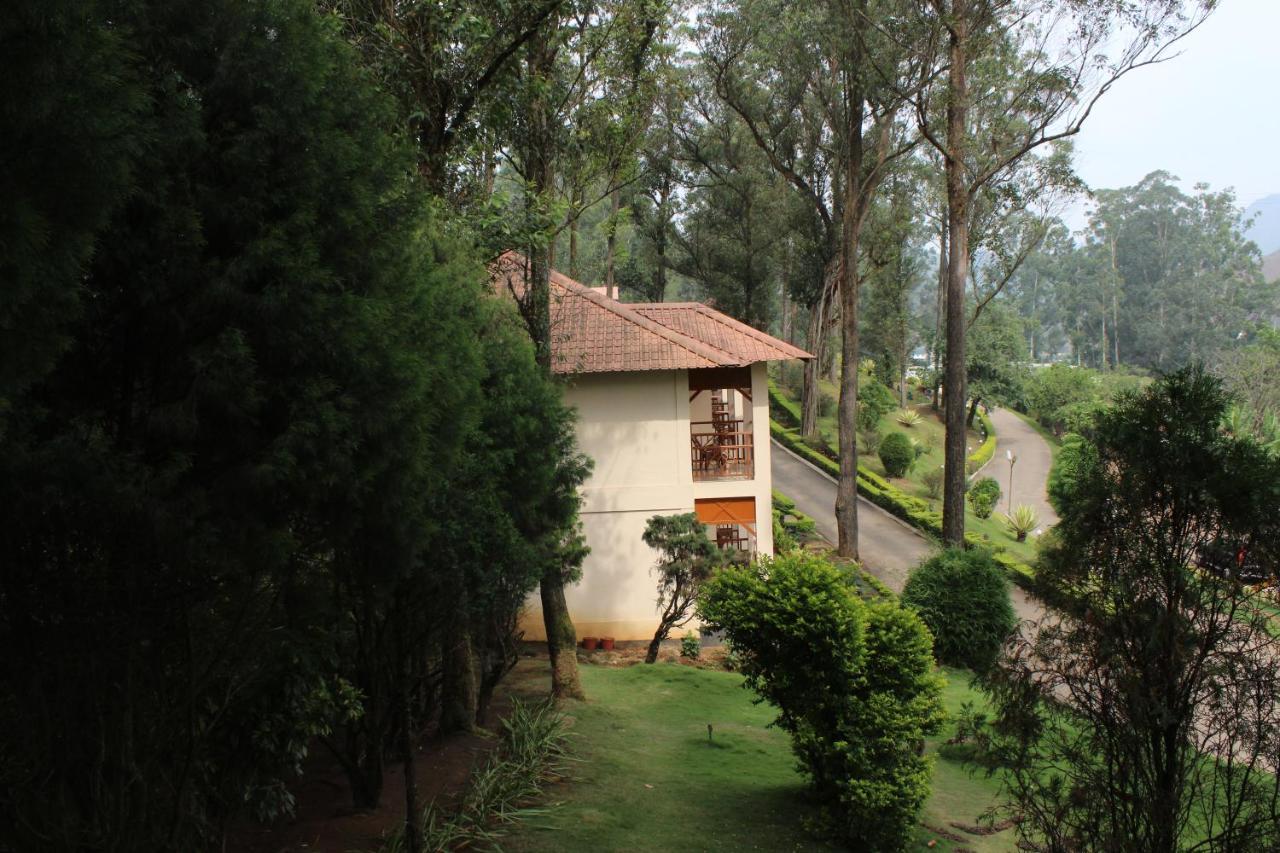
(1263, 249, 1280, 284)
(1245, 194, 1280, 255)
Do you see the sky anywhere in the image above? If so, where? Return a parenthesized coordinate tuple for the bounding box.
(1066, 0, 1280, 228)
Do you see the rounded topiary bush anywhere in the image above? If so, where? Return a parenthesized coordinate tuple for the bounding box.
(901, 548, 1017, 672)
(878, 431, 915, 478)
(967, 476, 1002, 519)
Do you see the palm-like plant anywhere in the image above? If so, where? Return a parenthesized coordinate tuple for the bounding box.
(896, 408, 923, 428)
(1002, 505, 1039, 542)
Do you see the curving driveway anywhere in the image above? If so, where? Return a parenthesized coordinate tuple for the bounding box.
(982, 408, 1060, 530)
(771, 433, 1045, 624)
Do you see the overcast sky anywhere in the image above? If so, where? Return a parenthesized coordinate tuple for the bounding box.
(1068, 0, 1279, 223)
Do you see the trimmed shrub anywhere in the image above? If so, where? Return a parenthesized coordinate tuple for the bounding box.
(922, 466, 944, 499)
(879, 432, 915, 478)
(901, 548, 1017, 673)
(699, 553, 943, 850)
(967, 476, 1002, 519)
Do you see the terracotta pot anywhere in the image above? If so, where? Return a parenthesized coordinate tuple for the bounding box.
(600, 637, 615, 651)
(582, 636, 599, 651)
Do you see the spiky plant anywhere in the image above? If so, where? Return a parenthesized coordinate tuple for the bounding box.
(1002, 505, 1039, 542)
(896, 408, 923, 428)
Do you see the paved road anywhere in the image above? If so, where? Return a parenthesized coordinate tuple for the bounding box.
(984, 408, 1060, 531)
(771, 437, 1044, 624)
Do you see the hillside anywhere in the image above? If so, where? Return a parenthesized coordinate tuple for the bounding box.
(1264, 249, 1280, 283)
(1245, 194, 1280, 255)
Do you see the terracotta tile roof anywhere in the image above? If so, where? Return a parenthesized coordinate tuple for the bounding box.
(490, 252, 812, 375)
(631, 303, 814, 364)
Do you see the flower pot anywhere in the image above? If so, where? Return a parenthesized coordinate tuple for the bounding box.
(600, 637, 615, 651)
(582, 636, 599, 651)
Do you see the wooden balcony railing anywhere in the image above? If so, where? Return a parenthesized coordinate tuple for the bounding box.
(690, 425, 754, 481)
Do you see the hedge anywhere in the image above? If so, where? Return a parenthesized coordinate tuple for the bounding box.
(769, 419, 1036, 589)
(969, 408, 997, 472)
(769, 379, 995, 472)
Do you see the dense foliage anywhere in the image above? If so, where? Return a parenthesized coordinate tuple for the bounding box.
(699, 552, 944, 850)
(0, 2, 587, 848)
(878, 431, 916, 478)
(988, 367, 1280, 850)
(966, 477, 1002, 519)
(901, 549, 1016, 673)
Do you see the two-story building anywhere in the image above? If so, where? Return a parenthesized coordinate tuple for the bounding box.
(492, 253, 811, 642)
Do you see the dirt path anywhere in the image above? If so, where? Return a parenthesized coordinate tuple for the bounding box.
(771, 438, 1045, 625)
(984, 408, 1059, 530)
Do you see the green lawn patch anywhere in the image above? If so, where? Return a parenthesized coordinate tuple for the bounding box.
(505, 663, 1018, 852)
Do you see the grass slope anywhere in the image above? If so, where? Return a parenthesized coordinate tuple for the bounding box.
(507, 663, 1016, 852)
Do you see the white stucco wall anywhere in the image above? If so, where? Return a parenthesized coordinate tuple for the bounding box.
(519, 362, 777, 642)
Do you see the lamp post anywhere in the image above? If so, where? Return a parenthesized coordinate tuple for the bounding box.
(1006, 449, 1017, 512)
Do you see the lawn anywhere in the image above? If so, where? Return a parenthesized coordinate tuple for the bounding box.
(505, 662, 1018, 852)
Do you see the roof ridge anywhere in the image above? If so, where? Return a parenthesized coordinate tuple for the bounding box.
(546, 267, 739, 367)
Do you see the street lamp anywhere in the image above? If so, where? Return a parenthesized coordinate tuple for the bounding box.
(1006, 449, 1018, 512)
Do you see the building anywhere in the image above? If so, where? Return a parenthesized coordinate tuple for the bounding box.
(492, 254, 811, 642)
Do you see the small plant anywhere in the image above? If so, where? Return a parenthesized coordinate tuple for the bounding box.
(384, 698, 571, 852)
(967, 476, 1002, 519)
(878, 431, 916, 478)
(858, 427, 882, 455)
(1002, 504, 1039, 542)
(896, 408, 923, 428)
(900, 548, 1018, 673)
(922, 466, 944, 499)
(680, 632, 700, 659)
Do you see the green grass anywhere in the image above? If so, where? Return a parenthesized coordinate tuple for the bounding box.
(505, 663, 1018, 852)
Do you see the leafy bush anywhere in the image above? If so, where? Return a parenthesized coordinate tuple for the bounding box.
(858, 380, 897, 432)
(900, 548, 1017, 673)
(878, 432, 916, 478)
(967, 477, 1002, 519)
(699, 553, 943, 850)
(1002, 505, 1039, 542)
(922, 466, 944, 499)
(680, 632, 700, 659)
(1047, 434, 1093, 516)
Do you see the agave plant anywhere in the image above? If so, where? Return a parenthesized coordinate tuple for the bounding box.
(1262, 411, 1280, 457)
(896, 408, 923, 428)
(1221, 404, 1251, 438)
(1002, 505, 1039, 542)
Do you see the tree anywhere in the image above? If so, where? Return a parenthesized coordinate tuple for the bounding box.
(987, 367, 1280, 851)
(965, 301, 1028, 424)
(640, 513, 725, 664)
(323, 0, 565, 197)
(908, 0, 1215, 546)
(699, 552, 944, 850)
(0, 0, 489, 846)
(704, 0, 923, 560)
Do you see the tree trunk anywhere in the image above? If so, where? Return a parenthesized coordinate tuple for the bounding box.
(540, 567, 584, 699)
(525, 20, 584, 702)
(941, 5, 971, 547)
(605, 186, 620, 298)
(399, 611, 421, 853)
(967, 397, 979, 428)
(835, 88, 865, 561)
(438, 624, 477, 734)
(801, 300, 825, 437)
(569, 189, 580, 281)
(933, 217, 947, 412)
(1110, 235, 1120, 368)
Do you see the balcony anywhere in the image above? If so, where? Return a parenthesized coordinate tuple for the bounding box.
(690, 420, 754, 481)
